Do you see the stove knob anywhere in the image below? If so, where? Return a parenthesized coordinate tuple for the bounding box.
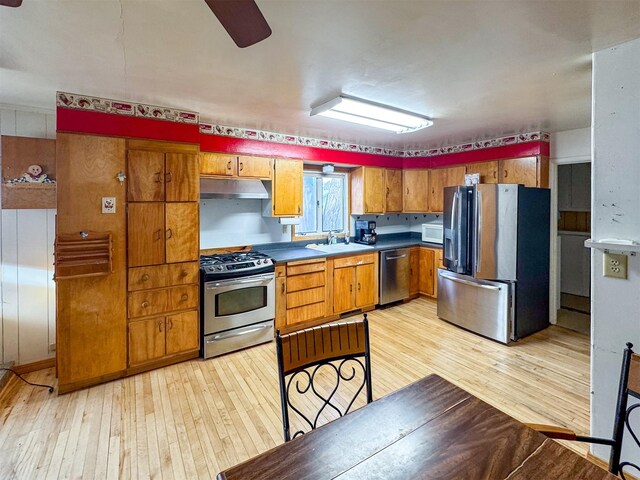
(256, 260, 262, 265)
(216, 266, 224, 271)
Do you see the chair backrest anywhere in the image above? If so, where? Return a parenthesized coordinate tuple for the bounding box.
(610, 342, 640, 477)
(275, 315, 373, 442)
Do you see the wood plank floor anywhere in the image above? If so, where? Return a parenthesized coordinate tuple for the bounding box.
(0, 298, 591, 479)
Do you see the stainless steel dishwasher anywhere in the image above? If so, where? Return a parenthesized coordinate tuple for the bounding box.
(379, 248, 410, 305)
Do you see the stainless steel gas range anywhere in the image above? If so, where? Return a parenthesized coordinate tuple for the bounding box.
(200, 252, 275, 359)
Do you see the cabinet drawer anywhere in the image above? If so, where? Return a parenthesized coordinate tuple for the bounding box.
(128, 290, 169, 318)
(128, 262, 199, 291)
(286, 287, 325, 309)
(287, 302, 325, 325)
(275, 265, 287, 278)
(286, 272, 325, 292)
(334, 254, 375, 269)
(287, 260, 326, 276)
(168, 285, 199, 311)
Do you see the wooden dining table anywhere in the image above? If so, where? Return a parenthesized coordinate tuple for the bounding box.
(217, 374, 615, 479)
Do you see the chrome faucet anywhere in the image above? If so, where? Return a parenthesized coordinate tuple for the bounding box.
(327, 231, 338, 245)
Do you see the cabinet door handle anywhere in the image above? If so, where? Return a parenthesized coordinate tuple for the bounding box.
(297, 205, 301, 214)
(493, 170, 497, 179)
(166, 229, 173, 239)
(141, 274, 150, 282)
(227, 160, 232, 170)
(350, 284, 353, 292)
(180, 294, 188, 301)
(180, 270, 188, 278)
(154, 229, 162, 241)
(387, 187, 390, 196)
(167, 319, 173, 330)
(358, 282, 361, 291)
(165, 171, 173, 183)
(239, 161, 244, 171)
(281, 283, 285, 294)
(406, 188, 409, 195)
(142, 301, 150, 308)
(154, 172, 163, 183)
(158, 320, 163, 332)
(504, 170, 508, 178)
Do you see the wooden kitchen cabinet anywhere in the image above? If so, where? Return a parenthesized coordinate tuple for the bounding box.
(127, 150, 165, 201)
(271, 158, 303, 216)
(466, 161, 499, 184)
(351, 166, 385, 214)
(128, 202, 165, 267)
(445, 166, 466, 188)
(237, 155, 272, 179)
(385, 169, 403, 213)
(128, 149, 198, 202)
(332, 253, 377, 314)
(165, 203, 199, 263)
(428, 168, 446, 213)
(129, 317, 166, 366)
(284, 259, 327, 326)
(355, 263, 375, 307)
(403, 169, 429, 212)
(499, 156, 549, 188)
(200, 152, 237, 176)
(165, 153, 199, 202)
(409, 247, 420, 296)
(165, 311, 199, 355)
(275, 266, 287, 330)
(419, 247, 435, 296)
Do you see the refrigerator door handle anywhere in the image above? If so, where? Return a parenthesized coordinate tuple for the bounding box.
(451, 192, 458, 267)
(476, 189, 483, 273)
(440, 271, 501, 291)
(456, 190, 463, 269)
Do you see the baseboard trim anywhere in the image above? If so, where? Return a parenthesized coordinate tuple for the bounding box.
(12, 357, 56, 375)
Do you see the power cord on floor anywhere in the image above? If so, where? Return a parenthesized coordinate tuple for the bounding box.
(0, 368, 54, 393)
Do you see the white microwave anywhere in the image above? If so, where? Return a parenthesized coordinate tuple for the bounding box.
(422, 223, 443, 244)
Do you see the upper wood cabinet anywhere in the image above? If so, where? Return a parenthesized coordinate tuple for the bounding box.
(428, 166, 466, 213)
(165, 203, 199, 264)
(200, 153, 272, 179)
(238, 156, 273, 178)
(385, 169, 403, 213)
(200, 153, 237, 176)
(128, 149, 199, 202)
(466, 161, 498, 184)
(271, 158, 303, 216)
(403, 169, 429, 212)
(499, 156, 549, 188)
(428, 168, 446, 213)
(351, 167, 385, 214)
(128, 202, 166, 267)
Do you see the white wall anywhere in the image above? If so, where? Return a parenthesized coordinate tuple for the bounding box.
(550, 128, 591, 163)
(590, 38, 640, 464)
(0, 106, 57, 365)
(200, 199, 290, 248)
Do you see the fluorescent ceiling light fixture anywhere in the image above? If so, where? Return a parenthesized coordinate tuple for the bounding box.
(310, 96, 433, 134)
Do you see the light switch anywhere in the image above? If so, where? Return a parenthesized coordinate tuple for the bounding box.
(603, 252, 627, 279)
(102, 197, 116, 214)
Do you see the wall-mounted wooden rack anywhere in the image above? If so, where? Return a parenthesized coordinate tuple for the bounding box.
(54, 231, 113, 279)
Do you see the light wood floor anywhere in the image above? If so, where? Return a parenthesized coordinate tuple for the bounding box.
(0, 298, 591, 480)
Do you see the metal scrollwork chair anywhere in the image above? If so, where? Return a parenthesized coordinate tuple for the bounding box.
(527, 342, 640, 478)
(275, 314, 373, 442)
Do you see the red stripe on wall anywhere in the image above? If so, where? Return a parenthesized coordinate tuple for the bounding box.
(199, 134, 403, 168)
(402, 141, 549, 169)
(56, 107, 200, 144)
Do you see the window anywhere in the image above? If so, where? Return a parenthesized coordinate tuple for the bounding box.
(296, 172, 348, 237)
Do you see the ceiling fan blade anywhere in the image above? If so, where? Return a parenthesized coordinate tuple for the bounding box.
(0, 0, 23, 7)
(204, 0, 271, 48)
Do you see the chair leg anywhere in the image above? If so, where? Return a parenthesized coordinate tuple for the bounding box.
(609, 342, 634, 474)
(275, 331, 290, 442)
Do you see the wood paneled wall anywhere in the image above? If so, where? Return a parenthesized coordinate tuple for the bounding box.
(0, 108, 57, 366)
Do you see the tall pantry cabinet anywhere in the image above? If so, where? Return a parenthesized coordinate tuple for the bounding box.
(55, 136, 200, 393)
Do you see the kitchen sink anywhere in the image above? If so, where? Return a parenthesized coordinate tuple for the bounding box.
(306, 243, 375, 253)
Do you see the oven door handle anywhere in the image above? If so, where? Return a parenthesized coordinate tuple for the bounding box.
(207, 323, 272, 342)
(207, 276, 274, 289)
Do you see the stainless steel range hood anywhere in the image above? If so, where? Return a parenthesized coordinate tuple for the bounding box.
(200, 178, 270, 199)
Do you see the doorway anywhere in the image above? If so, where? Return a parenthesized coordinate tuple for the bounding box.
(556, 162, 591, 335)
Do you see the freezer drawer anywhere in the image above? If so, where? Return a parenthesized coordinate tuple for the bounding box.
(203, 320, 273, 359)
(437, 269, 513, 344)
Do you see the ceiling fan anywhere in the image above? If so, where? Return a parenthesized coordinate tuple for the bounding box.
(0, 0, 272, 48)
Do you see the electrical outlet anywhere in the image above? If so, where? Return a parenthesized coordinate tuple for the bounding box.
(603, 252, 628, 279)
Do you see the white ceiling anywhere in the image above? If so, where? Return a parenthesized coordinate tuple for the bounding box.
(2, 0, 640, 149)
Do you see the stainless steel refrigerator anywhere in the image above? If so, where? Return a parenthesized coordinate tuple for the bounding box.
(437, 184, 550, 344)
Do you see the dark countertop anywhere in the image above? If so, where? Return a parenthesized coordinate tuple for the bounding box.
(254, 234, 442, 263)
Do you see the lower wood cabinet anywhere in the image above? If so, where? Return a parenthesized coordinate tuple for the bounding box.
(333, 254, 377, 315)
(129, 310, 199, 366)
(418, 247, 444, 298)
(284, 259, 327, 326)
(409, 247, 420, 296)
